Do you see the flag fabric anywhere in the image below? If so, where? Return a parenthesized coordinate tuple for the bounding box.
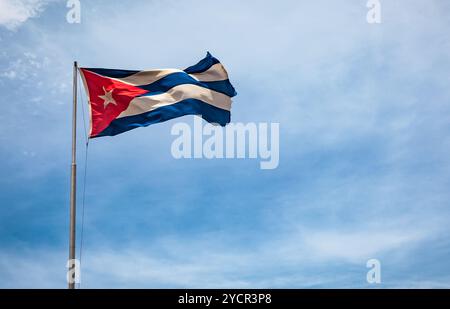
(79, 52, 237, 138)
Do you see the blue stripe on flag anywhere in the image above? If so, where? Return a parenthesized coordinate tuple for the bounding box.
(202, 80, 237, 97)
(136, 72, 237, 97)
(184, 52, 220, 74)
(94, 99, 231, 137)
(83, 68, 139, 78)
(86, 52, 221, 79)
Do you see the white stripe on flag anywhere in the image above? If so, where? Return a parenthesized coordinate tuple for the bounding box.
(117, 84, 232, 119)
(118, 69, 184, 85)
(111, 64, 229, 86)
(190, 63, 230, 82)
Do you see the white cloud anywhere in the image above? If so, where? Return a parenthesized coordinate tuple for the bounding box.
(0, 70, 16, 79)
(0, 216, 439, 289)
(302, 230, 423, 263)
(0, 248, 64, 288)
(0, 0, 48, 30)
(0, 52, 50, 81)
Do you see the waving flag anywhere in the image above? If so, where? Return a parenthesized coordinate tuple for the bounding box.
(79, 52, 237, 138)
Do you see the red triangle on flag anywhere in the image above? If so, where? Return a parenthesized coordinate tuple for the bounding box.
(80, 69, 148, 137)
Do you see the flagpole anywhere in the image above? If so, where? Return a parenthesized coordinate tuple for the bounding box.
(69, 61, 78, 289)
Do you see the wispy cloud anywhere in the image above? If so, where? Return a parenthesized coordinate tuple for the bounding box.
(0, 0, 49, 30)
(0, 223, 442, 289)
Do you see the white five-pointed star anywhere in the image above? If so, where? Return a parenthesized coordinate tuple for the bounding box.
(98, 86, 117, 108)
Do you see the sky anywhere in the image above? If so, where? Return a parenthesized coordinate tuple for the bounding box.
(0, 0, 450, 288)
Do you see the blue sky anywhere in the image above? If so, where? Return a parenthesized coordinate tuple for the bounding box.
(0, 0, 450, 288)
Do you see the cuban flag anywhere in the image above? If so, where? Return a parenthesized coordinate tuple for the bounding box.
(79, 52, 237, 138)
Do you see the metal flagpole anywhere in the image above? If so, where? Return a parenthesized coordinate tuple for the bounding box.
(68, 61, 78, 289)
